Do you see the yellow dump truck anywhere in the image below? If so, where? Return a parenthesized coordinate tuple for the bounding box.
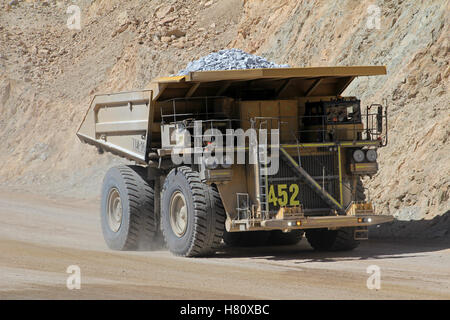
(77, 66, 393, 257)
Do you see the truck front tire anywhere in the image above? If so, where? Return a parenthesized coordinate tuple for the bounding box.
(223, 230, 271, 247)
(223, 230, 303, 247)
(100, 165, 157, 251)
(268, 230, 304, 246)
(161, 167, 225, 257)
(305, 227, 360, 251)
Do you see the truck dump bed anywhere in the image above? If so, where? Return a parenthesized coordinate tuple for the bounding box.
(76, 66, 386, 162)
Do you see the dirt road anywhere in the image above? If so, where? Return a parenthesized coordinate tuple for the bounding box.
(0, 188, 449, 300)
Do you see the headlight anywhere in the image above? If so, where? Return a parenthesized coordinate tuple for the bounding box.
(366, 149, 377, 162)
(353, 150, 365, 162)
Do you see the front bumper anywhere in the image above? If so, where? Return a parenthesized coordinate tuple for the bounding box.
(226, 214, 394, 232)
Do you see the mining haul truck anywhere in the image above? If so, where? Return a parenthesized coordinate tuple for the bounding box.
(77, 66, 393, 257)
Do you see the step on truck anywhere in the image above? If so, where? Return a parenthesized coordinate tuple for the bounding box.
(77, 66, 393, 257)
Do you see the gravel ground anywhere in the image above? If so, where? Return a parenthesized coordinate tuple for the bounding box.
(1, 188, 449, 300)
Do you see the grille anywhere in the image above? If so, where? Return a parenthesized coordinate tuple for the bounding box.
(267, 151, 339, 213)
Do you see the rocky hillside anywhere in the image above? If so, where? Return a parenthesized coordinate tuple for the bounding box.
(231, 0, 449, 222)
(0, 0, 448, 228)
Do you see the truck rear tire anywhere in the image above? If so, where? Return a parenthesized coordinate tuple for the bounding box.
(161, 167, 225, 257)
(222, 230, 271, 247)
(305, 227, 359, 251)
(268, 230, 304, 246)
(100, 165, 156, 251)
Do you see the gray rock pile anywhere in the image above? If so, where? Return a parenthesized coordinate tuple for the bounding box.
(177, 48, 289, 75)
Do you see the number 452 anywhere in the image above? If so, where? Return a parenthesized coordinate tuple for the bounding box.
(268, 184, 300, 207)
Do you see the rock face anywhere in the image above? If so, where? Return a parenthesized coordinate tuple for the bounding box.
(0, 0, 448, 237)
(176, 48, 289, 75)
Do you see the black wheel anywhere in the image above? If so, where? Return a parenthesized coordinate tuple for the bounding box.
(305, 227, 359, 251)
(222, 230, 271, 247)
(268, 230, 304, 246)
(100, 165, 156, 251)
(161, 166, 225, 257)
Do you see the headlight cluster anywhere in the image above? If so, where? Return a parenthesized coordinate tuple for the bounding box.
(352, 150, 365, 162)
(353, 149, 377, 162)
(366, 149, 377, 162)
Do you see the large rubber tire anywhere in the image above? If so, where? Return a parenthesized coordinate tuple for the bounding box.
(222, 230, 271, 247)
(268, 230, 304, 246)
(305, 227, 360, 251)
(100, 165, 156, 251)
(161, 167, 225, 257)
